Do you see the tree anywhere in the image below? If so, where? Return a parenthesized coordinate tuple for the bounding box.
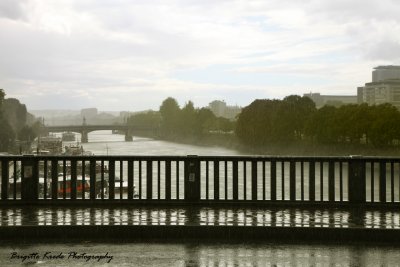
(159, 97, 181, 136)
(368, 104, 400, 147)
(305, 105, 339, 144)
(0, 90, 15, 151)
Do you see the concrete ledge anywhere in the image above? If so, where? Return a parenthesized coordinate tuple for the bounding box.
(0, 225, 399, 243)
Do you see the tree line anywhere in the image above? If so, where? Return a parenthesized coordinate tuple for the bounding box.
(128, 97, 235, 139)
(236, 95, 400, 148)
(0, 89, 42, 152)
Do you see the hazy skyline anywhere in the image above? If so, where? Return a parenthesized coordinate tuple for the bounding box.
(1, 0, 400, 111)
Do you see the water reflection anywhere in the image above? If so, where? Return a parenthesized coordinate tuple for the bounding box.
(1, 242, 400, 267)
(1, 207, 399, 229)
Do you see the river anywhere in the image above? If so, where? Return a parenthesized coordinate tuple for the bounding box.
(77, 131, 241, 156)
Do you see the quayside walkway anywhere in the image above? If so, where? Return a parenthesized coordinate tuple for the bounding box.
(1, 206, 400, 241)
(1, 155, 400, 242)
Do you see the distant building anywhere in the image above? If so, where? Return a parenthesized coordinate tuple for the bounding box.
(80, 108, 98, 118)
(358, 66, 400, 109)
(303, 93, 357, 108)
(208, 100, 241, 120)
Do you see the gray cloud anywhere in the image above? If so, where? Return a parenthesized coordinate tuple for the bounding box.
(365, 40, 400, 61)
(2, 0, 400, 110)
(0, 0, 27, 20)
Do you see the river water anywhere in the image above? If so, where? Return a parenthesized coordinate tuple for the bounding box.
(1, 131, 400, 266)
(78, 131, 241, 156)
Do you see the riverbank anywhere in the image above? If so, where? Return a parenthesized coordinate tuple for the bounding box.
(129, 132, 400, 156)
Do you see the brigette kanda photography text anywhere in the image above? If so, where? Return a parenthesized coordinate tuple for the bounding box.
(10, 251, 113, 264)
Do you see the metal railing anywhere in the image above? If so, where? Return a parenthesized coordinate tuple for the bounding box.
(0, 155, 399, 204)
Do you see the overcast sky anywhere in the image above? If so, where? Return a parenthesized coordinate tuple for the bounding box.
(1, 0, 400, 111)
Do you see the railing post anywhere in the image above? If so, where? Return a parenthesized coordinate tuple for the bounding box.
(21, 156, 38, 201)
(233, 160, 238, 200)
(71, 159, 77, 200)
(51, 160, 58, 200)
(290, 160, 296, 201)
(214, 160, 220, 200)
(109, 160, 115, 200)
(348, 156, 366, 204)
(328, 161, 335, 202)
(89, 159, 96, 200)
(1, 159, 9, 200)
(379, 161, 386, 203)
(184, 155, 200, 201)
(128, 161, 134, 199)
(251, 160, 257, 201)
(271, 160, 276, 201)
(309, 161, 315, 202)
(165, 160, 171, 200)
(146, 160, 153, 199)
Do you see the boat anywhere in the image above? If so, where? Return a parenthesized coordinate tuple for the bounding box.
(35, 135, 63, 155)
(62, 132, 76, 141)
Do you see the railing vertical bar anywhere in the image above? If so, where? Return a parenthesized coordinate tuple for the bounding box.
(290, 160, 295, 201)
(301, 161, 304, 201)
(13, 160, 17, 200)
(157, 160, 161, 200)
(139, 161, 142, 199)
(340, 161, 343, 202)
(147, 160, 153, 199)
(328, 160, 334, 202)
(309, 161, 315, 202)
(252, 160, 257, 201)
(82, 160, 86, 200)
(320, 161, 324, 201)
(52, 160, 58, 200)
(109, 160, 115, 200)
(281, 161, 285, 200)
(166, 160, 171, 200)
(391, 161, 394, 203)
(271, 160, 276, 201)
(120, 161, 123, 200)
(89, 160, 96, 200)
(71, 159, 77, 200)
(1, 160, 9, 200)
(101, 160, 105, 200)
(206, 161, 209, 200)
(379, 161, 386, 203)
(214, 160, 219, 200)
(128, 160, 133, 200)
(233, 160, 238, 200)
(63, 160, 66, 200)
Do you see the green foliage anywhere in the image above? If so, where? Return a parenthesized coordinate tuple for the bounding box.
(128, 111, 161, 129)
(0, 90, 16, 151)
(159, 97, 181, 136)
(237, 95, 400, 149)
(155, 97, 236, 139)
(236, 96, 316, 146)
(3, 98, 28, 132)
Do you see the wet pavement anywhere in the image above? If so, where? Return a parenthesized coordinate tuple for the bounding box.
(1, 206, 399, 229)
(1, 240, 400, 266)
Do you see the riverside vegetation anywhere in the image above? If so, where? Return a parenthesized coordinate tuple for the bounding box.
(129, 96, 400, 156)
(2, 89, 400, 156)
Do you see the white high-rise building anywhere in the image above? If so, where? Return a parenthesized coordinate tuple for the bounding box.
(358, 66, 400, 109)
(372, 66, 400, 82)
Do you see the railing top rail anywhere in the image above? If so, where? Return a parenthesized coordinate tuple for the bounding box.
(1, 155, 400, 161)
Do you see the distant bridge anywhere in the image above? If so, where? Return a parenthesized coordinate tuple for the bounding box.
(44, 124, 156, 143)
